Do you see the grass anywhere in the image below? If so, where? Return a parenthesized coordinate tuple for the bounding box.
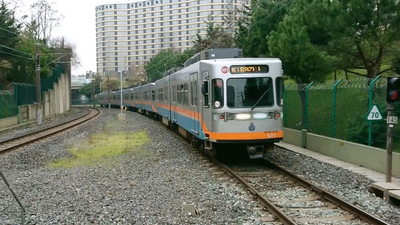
(50, 130, 150, 168)
(284, 68, 400, 153)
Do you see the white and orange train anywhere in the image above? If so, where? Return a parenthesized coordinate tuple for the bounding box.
(97, 49, 284, 159)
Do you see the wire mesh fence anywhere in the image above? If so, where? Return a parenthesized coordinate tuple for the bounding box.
(284, 77, 400, 153)
(0, 63, 65, 120)
(0, 90, 17, 119)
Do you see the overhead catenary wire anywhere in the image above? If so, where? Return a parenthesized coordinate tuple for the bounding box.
(0, 44, 34, 57)
(0, 50, 33, 61)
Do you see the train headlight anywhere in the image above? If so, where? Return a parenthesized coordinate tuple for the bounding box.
(252, 113, 268, 120)
(227, 113, 235, 120)
(235, 113, 251, 120)
(267, 112, 274, 119)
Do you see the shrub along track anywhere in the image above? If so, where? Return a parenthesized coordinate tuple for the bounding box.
(0, 107, 101, 155)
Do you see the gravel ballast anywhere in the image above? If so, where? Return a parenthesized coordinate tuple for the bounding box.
(0, 108, 270, 225)
(1, 107, 400, 224)
(265, 147, 400, 225)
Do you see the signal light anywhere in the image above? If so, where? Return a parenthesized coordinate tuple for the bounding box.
(386, 77, 400, 102)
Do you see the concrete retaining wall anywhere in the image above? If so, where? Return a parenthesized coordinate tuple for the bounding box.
(0, 73, 71, 129)
(283, 128, 400, 178)
(0, 116, 18, 130)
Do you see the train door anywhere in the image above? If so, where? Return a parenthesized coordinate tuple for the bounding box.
(190, 72, 199, 134)
(201, 70, 211, 132)
(172, 81, 177, 123)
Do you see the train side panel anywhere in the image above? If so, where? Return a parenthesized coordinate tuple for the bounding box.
(155, 76, 171, 124)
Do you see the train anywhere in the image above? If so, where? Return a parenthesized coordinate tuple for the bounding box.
(97, 48, 284, 159)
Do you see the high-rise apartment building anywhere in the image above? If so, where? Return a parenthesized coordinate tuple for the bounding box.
(95, 0, 248, 77)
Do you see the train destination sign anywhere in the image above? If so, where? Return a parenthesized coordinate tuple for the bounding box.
(230, 65, 269, 74)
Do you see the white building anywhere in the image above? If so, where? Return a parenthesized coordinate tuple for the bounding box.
(95, 0, 248, 77)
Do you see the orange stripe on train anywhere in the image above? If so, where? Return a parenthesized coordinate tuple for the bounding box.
(206, 131, 283, 141)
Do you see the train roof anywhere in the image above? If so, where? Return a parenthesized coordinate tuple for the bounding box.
(200, 58, 281, 64)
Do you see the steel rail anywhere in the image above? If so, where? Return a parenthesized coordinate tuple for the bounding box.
(210, 157, 297, 225)
(0, 107, 101, 154)
(271, 161, 390, 225)
(1, 107, 91, 142)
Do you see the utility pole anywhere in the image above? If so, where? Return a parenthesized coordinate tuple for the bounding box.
(385, 77, 400, 182)
(35, 43, 42, 126)
(386, 102, 394, 182)
(92, 77, 95, 107)
(107, 76, 110, 110)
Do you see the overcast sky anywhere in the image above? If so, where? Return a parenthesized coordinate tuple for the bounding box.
(15, 0, 130, 76)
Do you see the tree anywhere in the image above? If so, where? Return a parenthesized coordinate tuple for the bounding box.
(236, 0, 293, 57)
(0, 0, 21, 62)
(29, 0, 63, 43)
(48, 36, 81, 68)
(9, 30, 57, 83)
(299, 0, 400, 79)
(79, 76, 102, 98)
(145, 49, 193, 82)
(192, 15, 235, 53)
(268, 1, 337, 125)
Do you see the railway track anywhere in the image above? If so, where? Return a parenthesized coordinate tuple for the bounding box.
(0, 107, 101, 154)
(205, 154, 390, 225)
(129, 109, 390, 224)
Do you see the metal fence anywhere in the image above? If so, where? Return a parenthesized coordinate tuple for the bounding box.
(284, 76, 400, 152)
(0, 90, 17, 119)
(0, 64, 65, 119)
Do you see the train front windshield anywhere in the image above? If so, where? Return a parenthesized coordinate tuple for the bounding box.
(226, 77, 274, 108)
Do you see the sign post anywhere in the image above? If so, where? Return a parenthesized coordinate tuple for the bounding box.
(386, 102, 395, 182)
(384, 77, 400, 182)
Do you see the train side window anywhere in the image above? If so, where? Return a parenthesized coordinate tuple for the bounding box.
(212, 79, 224, 109)
(164, 87, 167, 101)
(202, 81, 209, 107)
(194, 80, 197, 105)
(177, 85, 181, 104)
(158, 88, 163, 101)
(191, 81, 194, 105)
(181, 84, 184, 105)
(184, 83, 188, 105)
(172, 85, 176, 102)
(152, 90, 155, 100)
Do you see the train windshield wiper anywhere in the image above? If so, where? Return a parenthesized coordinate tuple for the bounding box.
(250, 87, 270, 112)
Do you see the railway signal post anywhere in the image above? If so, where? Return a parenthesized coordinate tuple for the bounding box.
(385, 77, 400, 182)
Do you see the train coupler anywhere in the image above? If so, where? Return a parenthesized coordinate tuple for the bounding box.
(246, 145, 264, 159)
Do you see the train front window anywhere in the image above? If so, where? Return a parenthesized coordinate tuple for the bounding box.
(227, 77, 274, 108)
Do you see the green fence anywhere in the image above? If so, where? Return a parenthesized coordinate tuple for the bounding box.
(0, 64, 65, 119)
(284, 77, 400, 152)
(0, 91, 17, 119)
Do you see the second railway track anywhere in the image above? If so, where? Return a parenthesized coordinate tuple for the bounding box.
(0, 107, 101, 154)
(203, 151, 391, 225)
